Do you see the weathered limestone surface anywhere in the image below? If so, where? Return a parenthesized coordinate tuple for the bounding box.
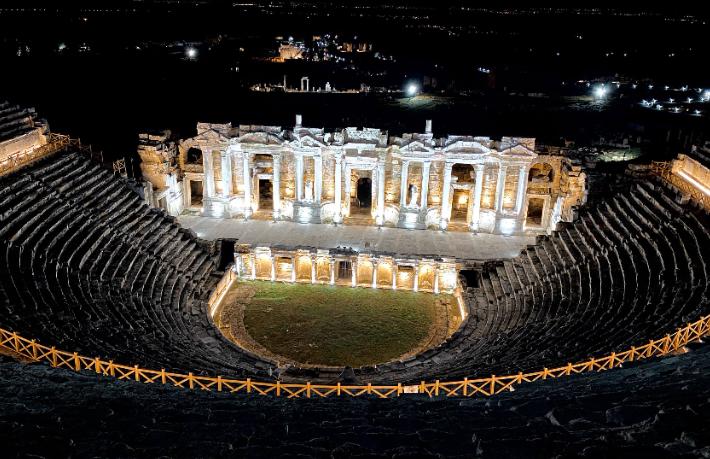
(140, 117, 586, 235)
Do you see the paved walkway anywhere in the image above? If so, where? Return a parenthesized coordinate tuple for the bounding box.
(179, 216, 534, 261)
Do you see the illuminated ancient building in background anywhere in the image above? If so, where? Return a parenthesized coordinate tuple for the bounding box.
(138, 116, 587, 235)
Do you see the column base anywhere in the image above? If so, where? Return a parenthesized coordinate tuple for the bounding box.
(397, 207, 427, 230)
(293, 201, 322, 224)
(200, 197, 232, 218)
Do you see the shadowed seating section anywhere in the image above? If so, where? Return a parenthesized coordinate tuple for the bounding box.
(0, 151, 272, 378)
(368, 181, 709, 383)
(2, 341, 710, 457)
(0, 151, 708, 386)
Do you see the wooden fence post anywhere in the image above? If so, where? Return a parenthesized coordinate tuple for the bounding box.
(74, 352, 81, 371)
(51, 347, 57, 367)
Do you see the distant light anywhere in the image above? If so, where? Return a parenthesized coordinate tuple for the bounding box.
(186, 47, 198, 59)
(664, 85, 670, 90)
(632, 84, 638, 89)
(406, 83, 419, 97)
(704, 91, 710, 99)
(649, 85, 654, 90)
(687, 97, 693, 103)
(669, 98, 674, 103)
(593, 85, 607, 99)
(694, 110, 701, 115)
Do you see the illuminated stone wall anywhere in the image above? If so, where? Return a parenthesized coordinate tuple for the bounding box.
(164, 120, 584, 235)
(235, 246, 459, 295)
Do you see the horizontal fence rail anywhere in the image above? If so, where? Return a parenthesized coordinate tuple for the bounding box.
(1, 314, 709, 399)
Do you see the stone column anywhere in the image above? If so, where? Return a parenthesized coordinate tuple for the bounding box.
(433, 264, 440, 294)
(183, 178, 192, 208)
(495, 164, 508, 213)
(242, 153, 252, 215)
(270, 255, 276, 281)
(250, 254, 256, 280)
(202, 148, 215, 198)
(376, 162, 385, 225)
(515, 164, 529, 215)
(314, 156, 323, 203)
(311, 256, 317, 284)
(420, 161, 431, 209)
(329, 258, 336, 285)
(295, 155, 304, 201)
(272, 154, 281, 218)
(439, 163, 453, 230)
(399, 160, 409, 207)
(221, 150, 232, 198)
(470, 164, 485, 230)
(392, 264, 398, 290)
(291, 258, 297, 283)
(413, 264, 419, 292)
(334, 156, 343, 223)
(371, 261, 378, 289)
(351, 259, 358, 287)
(235, 256, 242, 277)
(344, 164, 352, 215)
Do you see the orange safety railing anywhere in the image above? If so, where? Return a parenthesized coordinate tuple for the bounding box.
(1, 313, 708, 398)
(0, 133, 106, 177)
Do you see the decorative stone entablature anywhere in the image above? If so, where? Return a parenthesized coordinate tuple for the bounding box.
(140, 116, 587, 235)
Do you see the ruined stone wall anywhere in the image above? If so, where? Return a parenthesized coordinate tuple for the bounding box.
(385, 157, 402, 204)
(429, 162, 444, 208)
(322, 154, 335, 201)
(481, 165, 499, 209)
(281, 153, 296, 201)
(0, 130, 46, 162)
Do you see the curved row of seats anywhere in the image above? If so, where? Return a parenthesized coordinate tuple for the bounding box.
(1, 151, 708, 385)
(0, 152, 273, 378)
(364, 180, 709, 383)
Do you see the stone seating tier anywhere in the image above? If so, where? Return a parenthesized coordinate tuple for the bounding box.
(0, 151, 708, 385)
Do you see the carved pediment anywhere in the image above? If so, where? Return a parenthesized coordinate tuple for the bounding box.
(238, 131, 285, 145)
(442, 140, 493, 155)
(293, 133, 327, 148)
(191, 128, 231, 144)
(343, 127, 387, 147)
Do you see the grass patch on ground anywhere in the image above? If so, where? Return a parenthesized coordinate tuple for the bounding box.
(240, 281, 443, 367)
